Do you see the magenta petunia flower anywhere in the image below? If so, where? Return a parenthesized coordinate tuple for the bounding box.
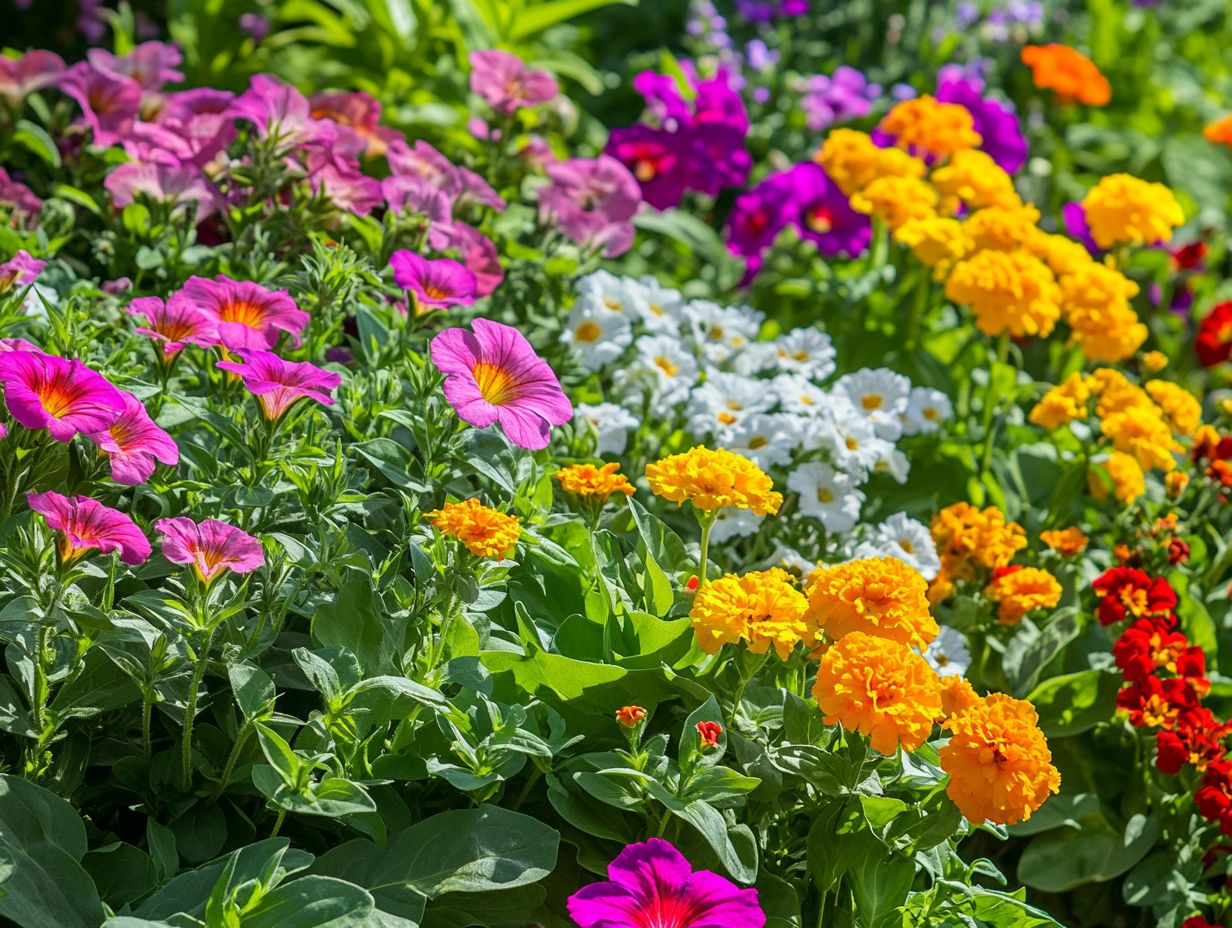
(1062, 202, 1101, 255)
(177, 275, 309, 350)
(604, 124, 691, 211)
(0, 251, 45, 296)
(537, 156, 642, 258)
(469, 49, 559, 116)
(0, 350, 124, 441)
(390, 251, 478, 310)
(567, 838, 765, 928)
(310, 90, 401, 159)
(935, 64, 1027, 174)
(0, 168, 43, 218)
(105, 161, 221, 224)
(60, 61, 143, 148)
(126, 295, 218, 358)
(232, 74, 330, 149)
(428, 222, 504, 297)
(87, 41, 184, 91)
(385, 139, 462, 197)
(382, 175, 454, 224)
(154, 516, 264, 584)
(27, 491, 151, 565)
(0, 50, 66, 106)
(127, 88, 236, 169)
(85, 391, 179, 485)
(430, 318, 572, 451)
(215, 350, 341, 421)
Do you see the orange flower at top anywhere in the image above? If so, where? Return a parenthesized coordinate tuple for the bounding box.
(1204, 115, 1232, 150)
(425, 498, 521, 559)
(877, 95, 982, 160)
(940, 694, 1061, 825)
(930, 502, 1027, 579)
(615, 705, 647, 728)
(985, 566, 1062, 625)
(813, 632, 942, 755)
(1040, 527, 1088, 556)
(1021, 44, 1111, 107)
(805, 556, 938, 649)
(555, 462, 636, 500)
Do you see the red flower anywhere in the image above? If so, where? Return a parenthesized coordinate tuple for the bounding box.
(1197, 302, 1232, 368)
(1091, 567, 1177, 626)
(1156, 708, 1231, 774)
(1116, 676, 1199, 729)
(1168, 538, 1191, 565)
(1113, 619, 1190, 683)
(1177, 646, 1212, 698)
(696, 721, 723, 750)
(616, 706, 647, 729)
(1171, 241, 1207, 271)
(1183, 917, 1221, 928)
(1197, 760, 1232, 836)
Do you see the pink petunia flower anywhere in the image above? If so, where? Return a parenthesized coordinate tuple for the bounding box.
(390, 251, 477, 310)
(0, 251, 44, 296)
(87, 41, 184, 92)
(232, 74, 330, 149)
(428, 222, 504, 297)
(154, 517, 265, 584)
(27, 491, 151, 565)
(567, 838, 765, 928)
(0, 350, 124, 441)
(105, 161, 221, 224)
(85, 391, 179, 485)
(382, 175, 454, 224)
(0, 167, 43, 218)
(60, 61, 143, 148)
(385, 139, 462, 197)
(0, 50, 66, 106)
(177, 275, 309, 350)
(469, 50, 558, 116)
(125, 295, 218, 358)
(309, 90, 401, 159)
(126, 88, 236, 169)
(430, 318, 572, 451)
(215, 350, 341, 421)
(537, 156, 642, 258)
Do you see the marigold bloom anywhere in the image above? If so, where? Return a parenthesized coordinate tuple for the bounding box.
(615, 705, 646, 729)
(877, 95, 981, 160)
(813, 632, 941, 754)
(1100, 407, 1181, 472)
(85, 392, 179, 485)
(930, 149, 1021, 211)
(1030, 232, 1094, 279)
(930, 502, 1026, 579)
(1029, 373, 1090, 431)
(689, 568, 808, 659)
(939, 675, 981, 720)
(1117, 675, 1199, 729)
(1087, 368, 1152, 419)
(816, 129, 897, 196)
(27, 491, 151, 565)
(216, 350, 341, 421)
(390, 251, 478, 311)
(850, 175, 937, 231)
(1145, 381, 1201, 437)
(1197, 760, 1232, 837)
(555, 462, 635, 500)
(945, 250, 1061, 339)
(805, 556, 938, 649)
(125, 296, 218, 358)
(1040, 527, 1087, 556)
(155, 517, 265, 584)
(1166, 471, 1189, 499)
(1081, 174, 1184, 251)
(986, 566, 1062, 625)
(1205, 115, 1232, 149)
(893, 217, 971, 274)
(1142, 351, 1168, 374)
(0, 350, 124, 441)
(940, 694, 1060, 825)
(1092, 567, 1177, 627)
(1113, 618, 1198, 682)
(963, 204, 1041, 253)
(1021, 44, 1111, 106)
(1088, 452, 1146, 504)
(431, 318, 573, 451)
(1196, 303, 1232, 368)
(425, 498, 521, 559)
(1061, 262, 1148, 363)
(645, 446, 782, 516)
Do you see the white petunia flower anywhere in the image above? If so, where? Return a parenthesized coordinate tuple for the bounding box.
(687, 371, 776, 440)
(562, 297, 633, 370)
(812, 405, 890, 478)
(766, 543, 815, 578)
(633, 275, 687, 331)
(772, 328, 837, 380)
(902, 387, 953, 436)
(833, 368, 912, 440)
(773, 374, 830, 418)
(709, 506, 763, 543)
(871, 447, 911, 484)
(788, 461, 865, 534)
(576, 269, 644, 315)
(731, 341, 780, 376)
(724, 413, 803, 468)
(617, 335, 700, 415)
(574, 402, 640, 455)
(685, 300, 764, 364)
(871, 512, 942, 579)
(922, 626, 971, 678)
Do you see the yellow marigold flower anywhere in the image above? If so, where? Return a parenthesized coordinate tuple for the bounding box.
(1029, 373, 1091, 431)
(1058, 260, 1146, 363)
(1030, 233, 1095, 279)
(813, 632, 942, 755)
(1088, 452, 1146, 504)
(1040, 527, 1087, 556)
(985, 567, 1062, 625)
(689, 568, 809, 659)
(805, 556, 938, 649)
(425, 498, 521, 559)
(878, 95, 982, 159)
(945, 250, 1061, 338)
(816, 129, 925, 196)
(1100, 407, 1181, 472)
(963, 204, 1042, 253)
(940, 694, 1061, 825)
(1166, 471, 1189, 500)
(555, 461, 636, 499)
(645, 446, 782, 515)
(931, 503, 1027, 579)
(930, 149, 1022, 211)
(893, 216, 972, 274)
(1206, 114, 1232, 150)
(1142, 351, 1168, 374)
(928, 568, 956, 606)
(1087, 368, 1153, 419)
(850, 175, 938, 231)
(939, 675, 981, 720)
(1145, 380, 1201, 437)
(1081, 174, 1185, 250)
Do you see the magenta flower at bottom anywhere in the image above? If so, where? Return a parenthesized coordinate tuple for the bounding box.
(27, 491, 151, 565)
(430, 318, 572, 451)
(390, 251, 478, 310)
(86, 392, 179, 485)
(215, 350, 342, 421)
(154, 517, 265, 584)
(567, 838, 765, 928)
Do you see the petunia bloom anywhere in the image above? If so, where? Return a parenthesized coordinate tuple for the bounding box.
(430, 318, 572, 451)
(60, 61, 143, 148)
(389, 251, 477, 311)
(537, 156, 642, 258)
(125, 295, 218, 359)
(105, 161, 221, 224)
(0, 50, 66, 106)
(567, 838, 765, 928)
(154, 517, 265, 584)
(0, 251, 45, 296)
(86, 391, 179, 484)
(215, 350, 341, 421)
(27, 491, 151, 565)
(88, 41, 184, 91)
(1197, 303, 1232, 368)
(177, 275, 309, 350)
(0, 350, 124, 441)
(469, 50, 558, 115)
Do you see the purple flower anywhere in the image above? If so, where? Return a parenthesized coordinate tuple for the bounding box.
(177, 275, 309, 350)
(935, 64, 1028, 173)
(0, 168, 42, 218)
(390, 251, 478, 310)
(87, 41, 184, 91)
(310, 90, 401, 159)
(386, 139, 461, 195)
(0, 350, 125, 442)
(61, 62, 143, 148)
(85, 391, 179, 485)
(382, 175, 454, 223)
(735, 0, 808, 20)
(567, 838, 765, 928)
(126, 89, 236, 169)
(1062, 202, 1101, 255)
(428, 222, 504, 297)
(105, 161, 220, 224)
(801, 66, 881, 133)
(232, 74, 330, 149)
(216, 350, 341, 421)
(0, 50, 65, 106)
(604, 125, 691, 211)
(0, 251, 44, 295)
(430, 318, 572, 451)
(28, 491, 151, 566)
(727, 175, 797, 260)
(538, 156, 642, 257)
(154, 517, 264, 584)
(304, 145, 384, 216)
(239, 13, 271, 42)
(469, 49, 558, 116)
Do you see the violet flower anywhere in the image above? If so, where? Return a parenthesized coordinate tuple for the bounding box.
(0, 251, 44, 295)
(61, 62, 143, 148)
(28, 491, 151, 565)
(215, 350, 341, 421)
(801, 66, 881, 133)
(0, 50, 66, 106)
(126, 295, 219, 358)
(154, 517, 264, 584)
(105, 161, 221, 224)
(232, 74, 330, 149)
(469, 49, 559, 115)
(537, 156, 642, 257)
(935, 64, 1028, 173)
(390, 251, 478, 310)
(176, 275, 309, 351)
(0, 168, 42, 218)
(87, 41, 184, 91)
(85, 391, 179, 485)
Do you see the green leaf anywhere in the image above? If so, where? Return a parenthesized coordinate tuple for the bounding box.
(1026, 670, 1121, 738)
(229, 663, 276, 722)
(1017, 814, 1159, 892)
(240, 875, 374, 928)
(12, 120, 61, 167)
(507, 0, 637, 40)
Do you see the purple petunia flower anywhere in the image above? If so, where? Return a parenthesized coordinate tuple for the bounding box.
(105, 161, 221, 224)
(430, 318, 572, 451)
(0, 168, 42, 218)
(0, 50, 66, 106)
(232, 74, 331, 149)
(239, 13, 271, 42)
(61, 62, 143, 148)
(469, 49, 558, 116)
(567, 838, 765, 928)
(176, 275, 309, 351)
(801, 66, 881, 133)
(28, 491, 151, 565)
(604, 124, 692, 211)
(1062, 202, 1101, 255)
(85, 391, 179, 485)
(216, 350, 341, 421)
(310, 90, 401, 159)
(390, 251, 478, 310)
(538, 156, 642, 257)
(154, 517, 265, 584)
(0, 251, 45, 295)
(87, 41, 184, 92)
(935, 64, 1028, 174)
(0, 350, 124, 441)
(428, 222, 505, 297)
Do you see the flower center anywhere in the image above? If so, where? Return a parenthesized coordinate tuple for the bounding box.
(37, 374, 81, 419)
(806, 204, 834, 234)
(472, 361, 519, 406)
(218, 299, 268, 328)
(845, 436, 859, 451)
(748, 436, 767, 449)
(603, 299, 623, 312)
(923, 407, 939, 421)
(862, 393, 883, 410)
(899, 539, 915, 553)
(817, 488, 834, 503)
(717, 411, 737, 425)
(1119, 587, 1149, 616)
(575, 321, 602, 343)
(653, 356, 678, 377)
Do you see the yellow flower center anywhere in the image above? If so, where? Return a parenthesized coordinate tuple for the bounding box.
(845, 436, 859, 451)
(862, 394, 883, 410)
(654, 356, 678, 377)
(818, 488, 834, 503)
(603, 298, 623, 312)
(217, 299, 267, 328)
(748, 436, 767, 450)
(575, 321, 602, 343)
(472, 361, 518, 406)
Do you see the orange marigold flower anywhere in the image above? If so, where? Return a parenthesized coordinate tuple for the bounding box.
(1145, 381, 1201, 437)
(985, 566, 1062, 625)
(1166, 471, 1190, 499)
(945, 249, 1061, 339)
(939, 675, 981, 720)
(941, 694, 1060, 824)
(1021, 44, 1111, 107)
(1142, 351, 1168, 374)
(688, 568, 809, 659)
(697, 720, 723, 750)
(877, 95, 982, 160)
(1058, 260, 1147, 363)
(813, 632, 942, 754)
(963, 204, 1042, 253)
(816, 129, 926, 196)
(930, 149, 1022, 211)
(1040, 527, 1087, 556)
(1082, 174, 1184, 251)
(805, 556, 938, 649)
(850, 175, 939, 231)
(1203, 114, 1232, 150)
(555, 461, 636, 499)
(1029, 373, 1091, 431)
(646, 446, 782, 516)
(1088, 452, 1146, 504)
(615, 705, 647, 728)
(931, 502, 1027, 579)
(425, 498, 521, 559)
(1100, 406, 1182, 472)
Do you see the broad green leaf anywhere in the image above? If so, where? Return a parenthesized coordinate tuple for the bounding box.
(1017, 814, 1159, 892)
(1026, 670, 1121, 738)
(509, 0, 637, 42)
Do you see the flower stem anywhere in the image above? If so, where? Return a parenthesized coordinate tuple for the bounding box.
(180, 626, 217, 791)
(270, 808, 286, 838)
(696, 510, 717, 587)
(979, 332, 1011, 479)
(210, 719, 253, 802)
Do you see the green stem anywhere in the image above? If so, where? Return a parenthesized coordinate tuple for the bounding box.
(696, 511, 716, 587)
(210, 720, 254, 802)
(979, 332, 1012, 478)
(902, 269, 931, 352)
(269, 808, 286, 838)
(142, 693, 154, 760)
(180, 626, 217, 791)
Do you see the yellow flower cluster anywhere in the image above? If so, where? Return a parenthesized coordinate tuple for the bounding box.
(1040, 527, 1087, 556)
(689, 568, 808, 659)
(804, 556, 938, 649)
(931, 149, 1022, 211)
(944, 249, 1061, 338)
(1081, 174, 1185, 250)
(1089, 452, 1146, 504)
(425, 498, 522, 559)
(645, 446, 783, 516)
(555, 462, 636, 500)
(985, 567, 1063, 625)
(929, 502, 1027, 597)
(817, 128, 925, 197)
(850, 176, 938, 231)
(876, 95, 982, 160)
(1029, 373, 1090, 431)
